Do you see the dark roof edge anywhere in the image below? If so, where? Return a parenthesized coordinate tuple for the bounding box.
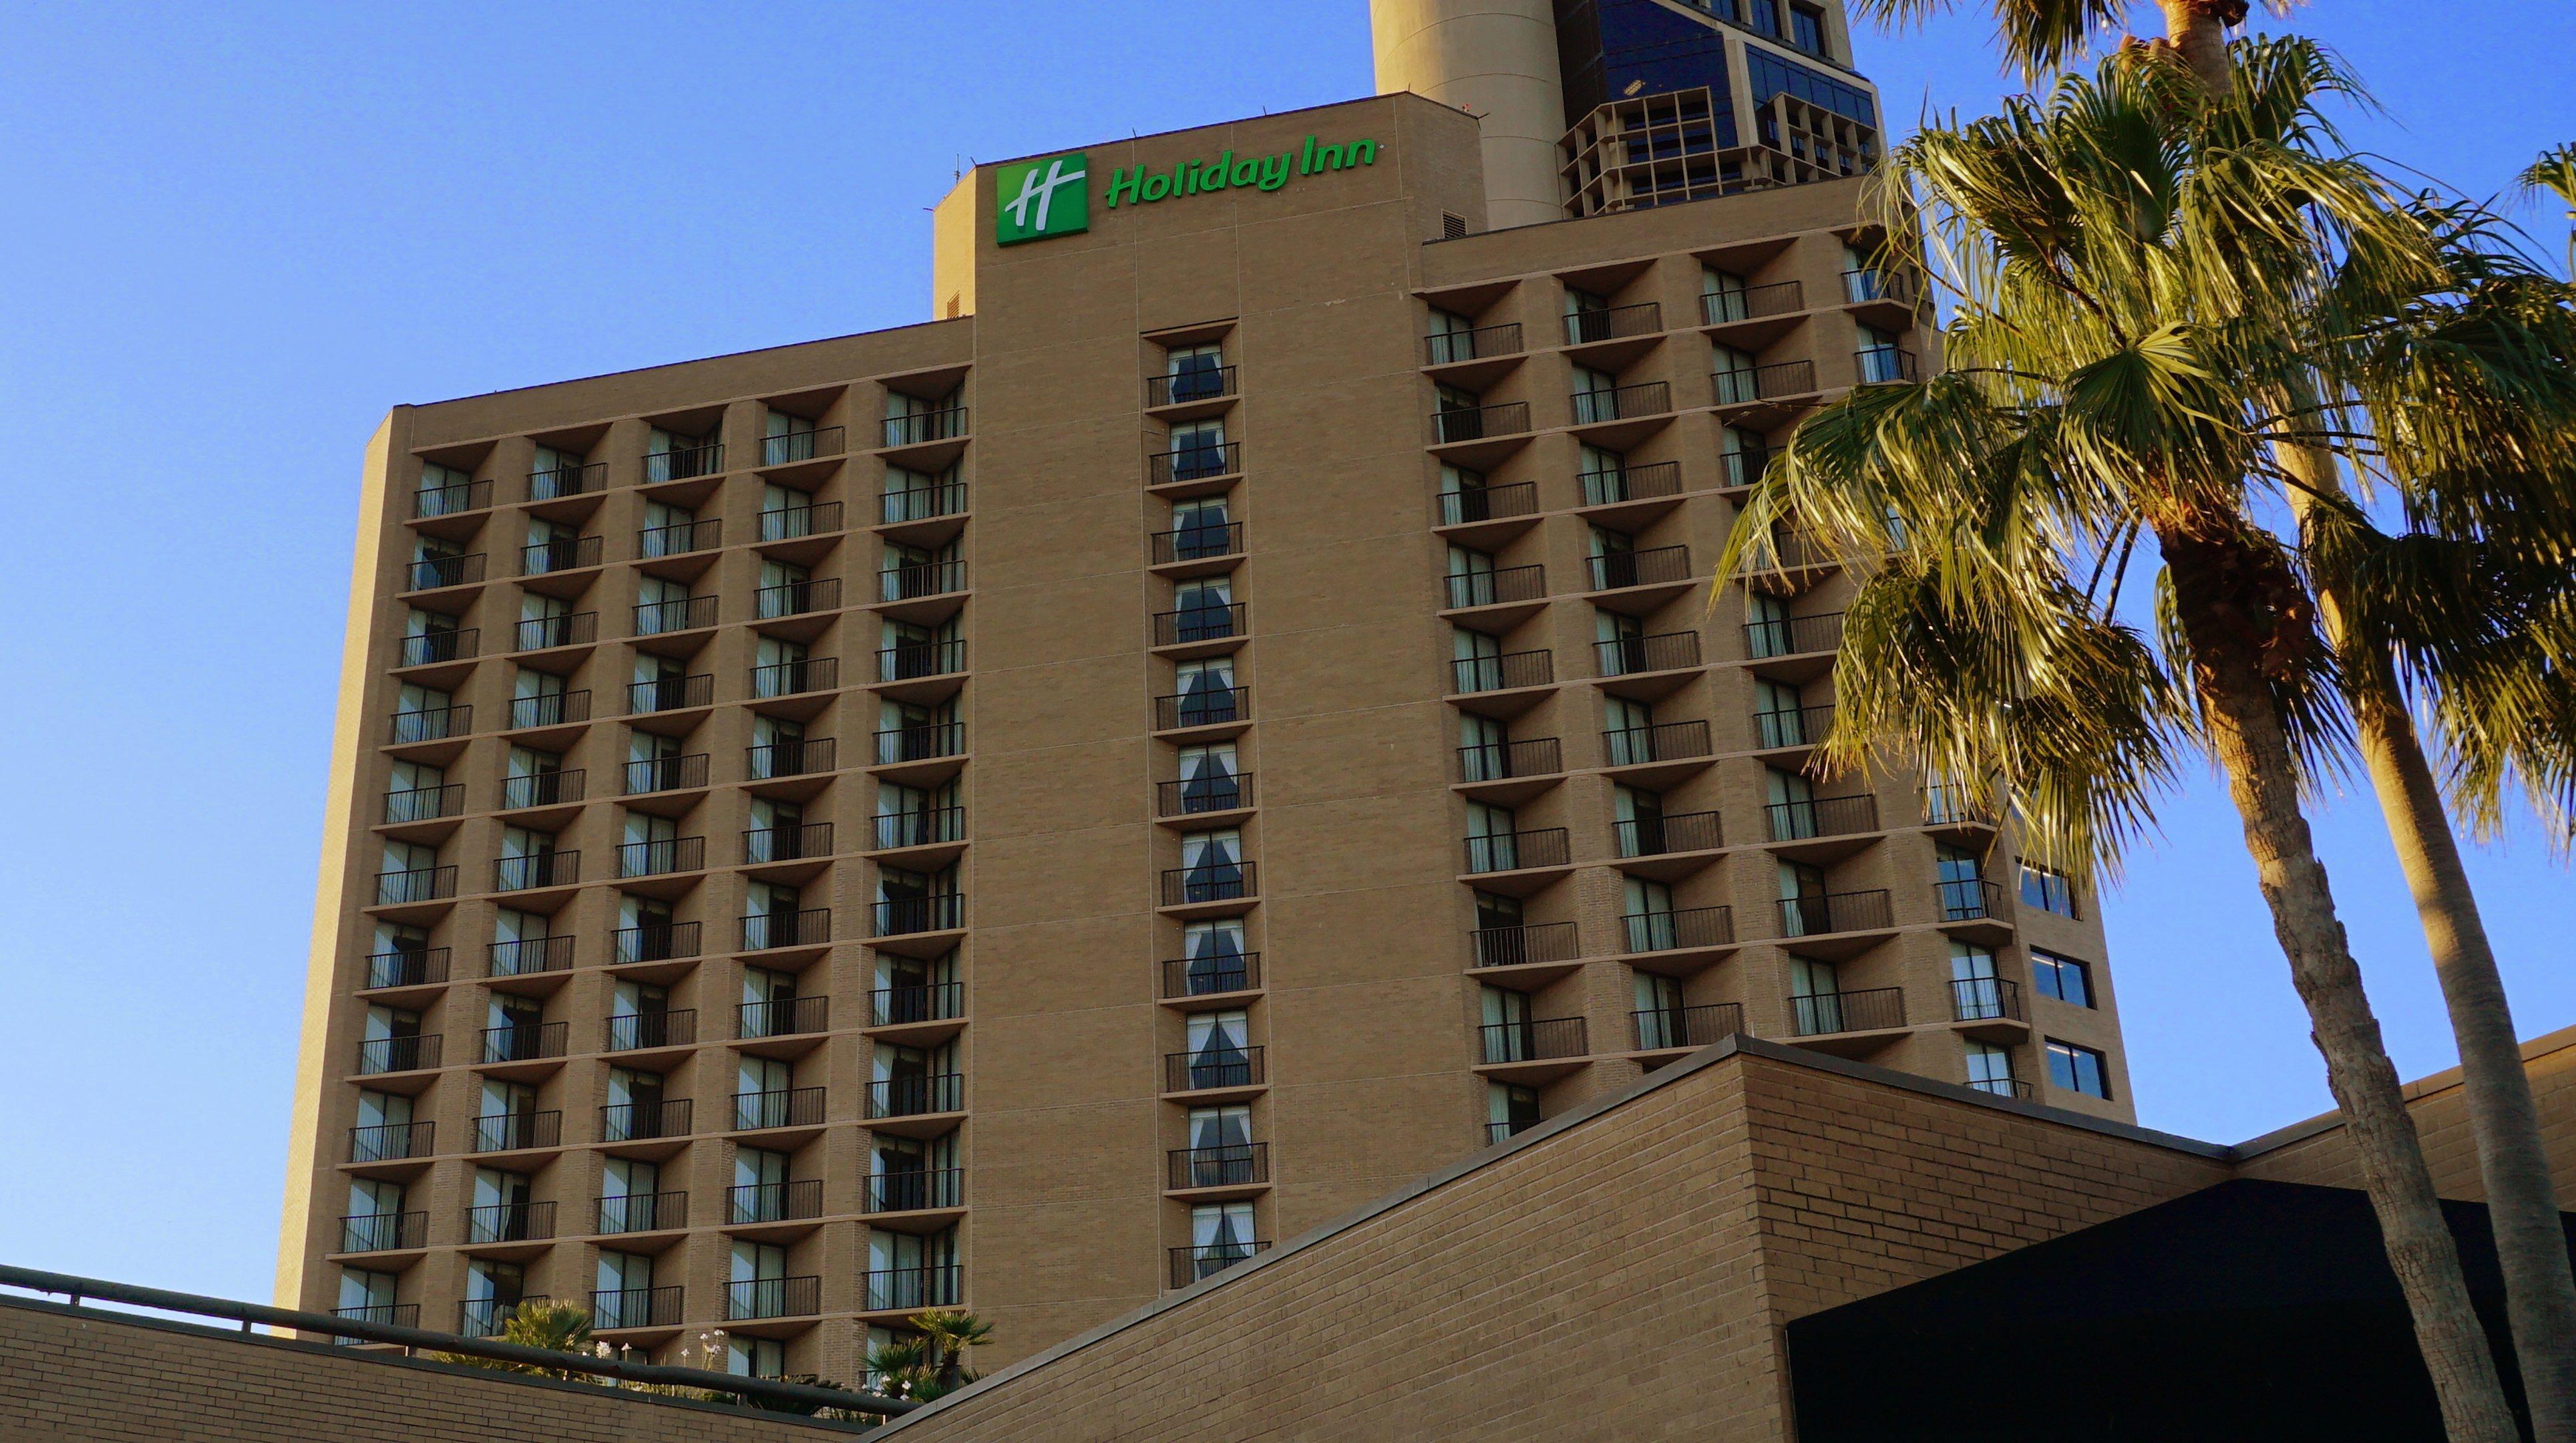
(407, 313, 972, 413)
(2229, 1020, 2576, 1161)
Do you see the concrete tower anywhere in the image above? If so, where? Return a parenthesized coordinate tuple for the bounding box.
(1370, 0, 1570, 229)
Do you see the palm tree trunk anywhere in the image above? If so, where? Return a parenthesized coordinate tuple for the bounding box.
(2153, 0, 2237, 94)
(2169, 558, 2520, 1442)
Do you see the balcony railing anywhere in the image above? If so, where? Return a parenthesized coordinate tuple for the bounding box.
(487, 934, 573, 979)
(881, 478, 969, 525)
(750, 736, 838, 778)
(526, 460, 605, 501)
(1587, 544, 1690, 592)
(1444, 565, 1545, 610)
(1970, 1076, 2036, 1100)
(1569, 379, 1670, 425)
(1755, 702, 1835, 750)
(1171, 1241, 1271, 1289)
(628, 673, 715, 714)
(348, 1119, 433, 1163)
(876, 641, 962, 681)
(1702, 279, 1803, 325)
(1622, 904, 1734, 954)
(1855, 346, 1919, 384)
(633, 595, 717, 635)
(864, 1169, 964, 1214)
(362, 946, 447, 991)
(1425, 320, 1521, 365)
(480, 1020, 567, 1065)
(1478, 1016, 1587, 1065)
(742, 908, 830, 951)
(757, 577, 845, 619)
(611, 920, 701, 965)
(642, 442, 723, 483)
(1951, 975, 2024, 1023)
(739, 995, 828, 1040)
(1578, 459, 1682, 507)
(862, 981, 961, 1031)
(1469, 920, 1580, 969)
(1165, 1047, 1264, 1092)
(729, 1087, 825, 1132)
(1159, 952, 1262, 998)
(1450, 649, 1552, 694)
(389, 703, 469, 744)
(1595, 631, 1701, 676)
(866, 1072, 964, 1118)
(873, 724, 964, 767)
(1710, 359, 1817, 405)
(1152, 603, 1246, 647)
(464, 1200, 556, 1245)
(337, 1211, 427, 1254)
(604, 1009, 695, 1052)
(726, 1275, 822, 1322)
(457, 1297, 551, 1338)
(1155, 686, 1248, 731)
(592, 1285, 684, 1331)
(1720, 446, 1772, 492)
(412, 478, 491, 519)
(727, 1179, 823, 1225)
(747, 821, 836, 864)
(1167, 1143, 1268, 1191)
(520, 534, 603, 576)
(381, 783, 462, 825)
(1790, 985, 1907, 1037)
(761, 426, 846, 466)
(397, 629, 476, 667)
(1602, 719, 1712, 768)
(1159, 862, 1256, 907)
(1147, 441, 1242, 486)
(874, 893, 965, 935)
(513, 612, 596, 653)
(1485, 1118, 1540, 1146)
(506, 691, 590, 731)
(1564, 299, 1664, 345)
(599, 1098, 692, 1144)
(1431, 399, 1529, 445)
(473, 1110, 562, 1153)
(1156, 774, 1253, 817)
(1633, 1001, 1746, 1051)
(403, 552, 484, 592)
(876, 562, 963, 604)
(1777, 889, 1895, 937)
(1147, 366, 1238, 408)
(759, 500, 845, 541)
(864, 1265, 960, 1313)
(596, 1190, 687, 1235)
(749, 655, 838, 697)
(1613, 809, 1723, 858)
(1843, 269, 1916, 306)
(1763, 793, 1879, 841)
(1463, 827, 1570, 873)
(624, 753, 710, 794)
(499, 769, 584, 810)
(1458, 736, 1561, 783)
(373, 866, 455, 907)
(1938, 877, 2008, 923)
(618, 836, 706, 878)
(1151, 521, 1245, 566)
(883, 408, 968, 448)
(1437, 480, 1539, 526)
(1922, 782, 2000, 828)
(1745, 611, 1844, 659)
(493, 850, 578, 892)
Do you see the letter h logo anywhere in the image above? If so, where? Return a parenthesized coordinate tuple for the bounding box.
(995, 152, 1090, 245)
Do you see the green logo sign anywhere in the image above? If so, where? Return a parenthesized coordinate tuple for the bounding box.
(996, 152, 1090, 246)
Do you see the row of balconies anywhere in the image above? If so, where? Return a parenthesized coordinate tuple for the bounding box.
(1467, 975, 2034, 1072)
(337, 1263, 964, 1337)
(409, 414, 970, 523)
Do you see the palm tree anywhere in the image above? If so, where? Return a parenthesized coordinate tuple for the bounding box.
(2520, 144, 2576, 277)
(912, 1308, 996, 1396)
(432, 1299, 594, 1380)
(1723, 43, 2525, 1440)
(1848, 0, 2277, 92)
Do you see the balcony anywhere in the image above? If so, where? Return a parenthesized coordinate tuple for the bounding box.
(1951, 975, 2025, 1024)
(1152, 603, 1246, 649)
(1159, 952, 1262, 999)
(1146, 440, 1242, 488)
(464, 1200, 556, 1245)
(1719, 446, 1773, 493)
(599, 1098, 693, 1144)
(1937, 878, 2008, 923)
(634, 595, 717, 636)
(1777, 889, 1895, 938)
(1469, 919, 1581, 969)
(1463, 828, 1570, 874)
(1632, 1001, 1746, 1052)
(874, 893, 965, 937)
(362, 946, 448, 991)
(1425, 321, 1522, 366)
(624, 753, 710, 795)
(881, 478, 970, 526)
(1431, 399, 1529, 446)
(864, 1169, 964, 1215)
(1450, 649, 1553, 695)
(865, 810, 960, 858)
(759, 500, 845, 542)
(876, 641, 962, 683)
(488, 934, 573, 979)
(388, 703, 470, 745)
(1159, 862, 1256, 908)
(1586, 544, 1690, 593)
(1443, 564, 1545, 613)
(749, 655, 839, 700)
(1763, 794, 1880, 843)
(1844, 269, 1917, 306)
(499, 769, 584, 810)
(643, 442, 724, 483)
(473, 1111, 563, 1153)
(1167, 1143, 1268, 1192)
(883, 408, 968, 450)
(396, 629, 476, 668)
(1485, 1118, 1540, 1146)
(1744, 611, 1843, 659)
(866, 1072, 964, 1119)
(596, 1190, 688, 1235)
(872, 981, 967, 1027)
(1146, 366, 1238, 409)
(756, 577, 844, 621)
(1594, 631, 1700, 677)
(1970, 1075, 2036, 1100)
(505, 691, 590, 732)
(1568, 380, 1670, 426)
(1156, 774, 1253, 818)
(1602, 719, 1712, 769)
(1155, 686, 1250, 732)
(403, 552, 484, 592)
(1855, 346, 1919, 384)
(750, 736, 839, 780)
(337, 1211, 427, 1254)
(1458, 736, 1562, 786)
(1437, 480, 1539, 527)
(730, 1087, 825, 1132)
(412, 478, 491, 520)
(1612, 809, 1723, 858)
(1789, 985, 1907, 1037)
(748, 821, 836, 864)
(349, 1120, 433, 1164)
(1565, 301, 1662, 345)
(739, 995, 828, 1041)
(527, 460, 606, 502)
(520, 534, 603, 577)
(1702, 279, 1803, 325)
(1151, 520, 1246, 568)
(864, 1265, 960, 1313)
(1171, 1241, 1271, 1289)
(355, 1033, 439, 1076)
(479, 1021, 568, 1065)
(876, 563, 962, 606)
(612, 920, 701, 965)
(592, 1285, 684, 1332)
(874, 723, 964, 766)
(1711, 359, 1817, 406)
(727, 1179, 823, 1226)
(457, 1297, 550, 1338)
(1755, 702, 1835, 752)
(725, 1275, 822, 1322)
(604, 1009, 695, 1052)
(761, 426, 846, 467)
(512, 612, 596, 653)
(373, 865, 455, 907)
(628, 673, 715, 715)
(1622, 904, 1734, 955)
(1477, 1016, 1587, 1066)
(616, 835, 706, 878)
(1922, 783, 2000, 830)
(493, 851, 578, 892)
(1164, 1048, 1264, 1094)
(1578, 459, 1683, 508)
(381, 782, 462, 826)
(742, 908, 830, 951)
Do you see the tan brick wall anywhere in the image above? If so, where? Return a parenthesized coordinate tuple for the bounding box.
(0, 1297, 860, 1442)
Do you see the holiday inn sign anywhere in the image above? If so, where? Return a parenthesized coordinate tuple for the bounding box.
(995, 135, 1385, 245)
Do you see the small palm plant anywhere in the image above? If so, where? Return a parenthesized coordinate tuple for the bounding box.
(431, 1299, 593, 1380)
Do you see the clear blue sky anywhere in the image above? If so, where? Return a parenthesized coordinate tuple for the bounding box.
(1, 1, 2568, 1305)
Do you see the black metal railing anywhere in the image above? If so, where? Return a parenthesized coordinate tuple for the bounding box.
(526, 460, 606, 502)
(877, 641, 964, 681)
(333, 1301, 413, 1331)
(1167, 1143, 1268, 1191)
(1171, 1241, 1271, 1289)
(1155, 686, 1248, 731)
(499, 769, 584, 810)
(739, 995, 828, 1040)
(1587, 544, 1690, 591)
(871, 981, 966, 1026)
(479, 1020, 567, 1065)
(1425, 321, 1521, 365)
(1485, 1118, 1540, 1146)
(864, 1169, 964, 1214)
(1702, 279, 1804, 324)
(1450, 649, 1553, 693)
(1744, 611, 1844, 659)
(880, 478, 969, 524)
(749, 736, 838, 778)
(336, 1211, 427, 1254)
(1763, 793, 1879, 841)
(1565, 301, 1662, 345)
(506, 690, 590, 731)
(1922, 783, 2000, 828)
(611, 921, 701, 965)
(403, 552, 484, 592)
(1159, 862, 1257, 906)
(866, 1072, 964, 1118)
(742, 577, 838, 623)
(373, 866, 455, 907)
(1710, 359, 1817, 405)
(604, 1009, 695, 1052)
(747, 821, 836, 864)
(1577, 459, 1683, 507)
(1147, 366, 1239, 408)
(1601, 719, 1712, 768)
(598, 1098, 692, 1144)
(1970, 1076, 2036, 1100)
(1151, 521, 1245, 566)
(883, 408, 968, 448)
(388, 703, 469, 744)
(1754, 702, 1835, 750)
(1458, 736, 1562, 782)
(1165, 1047, 1265, 1092)
(1436, 480, 1539, 526)
(725, 1275, 821, 1322)
(1938, 877, 2008, 923)
(1595, 631, 1701, 676)
(1855, 346, 1919, 384)
(758, 500, 845, 542)
(493, 850, 578, 891)
(633, 595, 717, 635)
(596, 1190, 687, 1235)
(1613, 808, 1723, 858)
(1777, 889, 1895, 937)
(617, 836, 705, 878)
(1720, 446, 1772, 491)
(457, 1297, 552, 1338)
(1569, 379, 1670, 425)
(1632, 1001, 1745, 1051)
(1790, 985, 1907, 1036)
(750, 655, 839, 696)
(624, 753, 710, 795)
(1159, 952, 1262, 998)
(1156, 774, 1254, 816)
(472, 1110, 562, 1153)
(362, 945, 448, 991)
(1445, 565, 1545, 610)
(872, 724, 962, 765)
(1463, 827, 1571, 874)
(1152, 603, 1247, 647)
(512, 612, 595, 653)
(487, 934, 573, 979)
(1147, 441, 1242, 486)
(1843, 269, 1916, 306)
(348, 1119, 433, 1162)
(412, 478, 491, 518)
(1469, 920, 1580, 969)
(864, 1265, 960, 1313)
(397, 629, 476, 667)
(727, 1178, 823, 1225)
(520, 534, 603, 576)
(1478, 1015, 1587, 1065)
(591, 1284, 684, 1331)
(642, 442, 723, 482)
(761, 426, 846, 466)
(729, 1087, 825, 1132)
(1431, 399, 1529, 445)
(381, 783, 462, 825)
(1951, 975, 2024, 1023)
(876, 562, 963, 605)
(464, 1200, 555, 1245)
(741, 908, 830, 951)
(627, 673, 715, 714)
(1622, 904, 1734, 954)
(874, 893, 965, 935)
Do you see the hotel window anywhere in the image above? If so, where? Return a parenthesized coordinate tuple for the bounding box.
(870, 1229, 958, 1311)
(2032, 949, 2095, 1007)
(1486, 1081, 1540, 1142)
(1446, 545, 1500, 609)
(1857, 323, 1907, 383)
(1787, 953, 1841, 1031)
(1479, 984, 1535, 1062)
(1578, 443, 1628, 506)
(1634, 971, 1686, 1050)
(1172, 657, 1238, 726)
(639, 501, 698, 559)
(1950, 942, 2003, 1020)
(1748, 0, 1781, 35)
(1712, 341, 1759, 404)
(883, 463, 961, 524)
(468, 1166, 538, 1243)
(343, 1177, 408, 1253)
(1426, 307, 1475, 365)
(884, 387, 964, 448)
(351, 1090, 413, 1161)
(335, 1267, 397, 1330)
(645, 426, 717, 482)
(1168, 418, 1230, 479)
(1965, 1041, 2017, 1097)
(1935, 844, 1985, 919)
(1437, 463, 1491, 525)
(1180, 919, 1251, 995)
(1185, 1104, 1254, 1187)
(1570, 363, 1618, 424)
(1789, 2, 1825, 53)
(1603, 696, 1655, 768)
(415, 462, 472, 515)
(462, 1259, 526, 1336)
(2019, 860, 2078, 918)
(1170, 576, 1237, 642)
(1173, 742, 1242, 814)
(1623, 874, 1677, 953)
(1563, 287, 1612, 344)
(529, 444, 585, 499)
(1187, 1201, 1260, 1281)
(1168, 496, 1234, 561)
(594, 1251, 655, 1329)
(728, 1335, 788, 1379)
(762, 409, 819, 466)
(2046, 1039, 2112, 1099)
(1165, 342, 1226, 402)
(1702, 267, 1751, 324)
(1183, 1011, 1254, 1089)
